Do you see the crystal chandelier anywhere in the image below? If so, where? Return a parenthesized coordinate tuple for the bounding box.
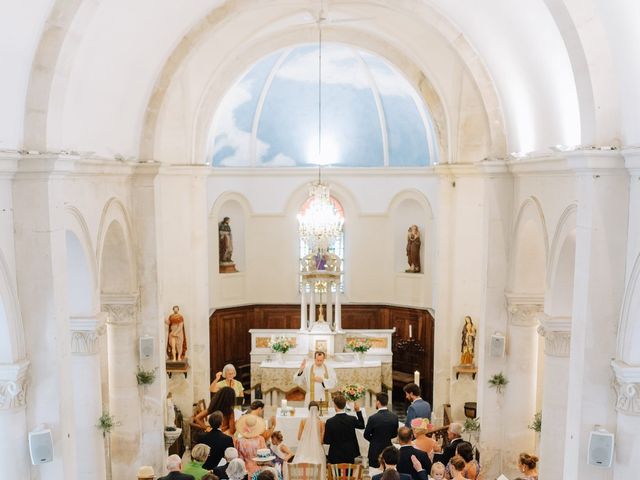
(297, 8, 344, 254)
(298, 180, 343, 253)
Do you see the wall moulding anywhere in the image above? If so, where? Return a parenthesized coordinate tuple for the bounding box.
(101, 293, 139, 326)
(70, 317, 105, 355)
(612, 360, 640, 416)
(505, 293, 544, 327)
(536, 314, 571, 357)
(0, 360, 29, 410)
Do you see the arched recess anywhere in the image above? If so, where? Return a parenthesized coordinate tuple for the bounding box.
(509, 197, 549, 295)
(0, 250, 26, 363)
(618, 252, 640, 364)
(96, 198, 137, 294)
(546, 205, 577, 317)
(64, 206, 98, 317)
(210, 192, 252, 274)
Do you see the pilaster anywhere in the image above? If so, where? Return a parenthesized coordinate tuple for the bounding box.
(611, 360, 640, 478)
(0, 360, 30, 478)
(0, 360, 29, 410)
(537, 315, 571, 357)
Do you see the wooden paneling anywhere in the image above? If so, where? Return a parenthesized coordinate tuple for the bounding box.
(209, 304, 435, 403)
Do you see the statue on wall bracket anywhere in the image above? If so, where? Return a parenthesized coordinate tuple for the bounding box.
(460, 315, 477, 366)
(219, 216, 238, 273)
(166, 305, 188, 378)
(405, 224, 421, 273)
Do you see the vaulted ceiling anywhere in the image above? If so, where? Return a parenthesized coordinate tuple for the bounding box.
(2, 0, 638, 162)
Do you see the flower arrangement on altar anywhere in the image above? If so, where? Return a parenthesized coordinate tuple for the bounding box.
(341, 383, 366, 402)
(269, 336, 294, 354)
(345, 337, 372, 353)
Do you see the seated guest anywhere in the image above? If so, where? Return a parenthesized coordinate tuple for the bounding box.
(381, 471, 401, 480)
(201, 475, 219, 480)
(210, 364, 245, 401)
(226, 458, 248, 480)
(372, 446, 413, 480)
(432, 423, 463, 466)
(236, 414, 267, 476)
(195, 387, 237, 435)
(158, 454, 195, 480)
(256, 471, 276, 480)
(138, 465, 155, 479)
(403, 383, 432, 428)
(447, 456, 467, 480)
(213, 447, 239, 479)
(397, 427, 431, 480)
(429, 462, 445, 480)
(183, 443, 212, 480)
(410, 418, 441, 459)
(200, 411, 235, 470)
(247, 401, 277, 441)
(455, 441, 480, 479)
(269, 431, 293, 467)
(250, 449, 281, 480)
(517, 452, 539, 480)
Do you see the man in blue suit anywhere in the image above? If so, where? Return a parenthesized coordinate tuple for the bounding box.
(403, 383, 431, 427)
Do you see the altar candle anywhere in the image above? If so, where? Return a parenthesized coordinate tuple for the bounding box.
(281, 399, 287, 410)
(409, 325, 413, 338)
(414, 370, 420, 385)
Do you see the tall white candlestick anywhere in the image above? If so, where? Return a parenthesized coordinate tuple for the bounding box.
(281, 399, 287, 410)
(414, 370, 420, 385)
(409, 325, 413, 338)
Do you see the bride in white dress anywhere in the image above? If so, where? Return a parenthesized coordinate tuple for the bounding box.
(293, 401, 326, 473)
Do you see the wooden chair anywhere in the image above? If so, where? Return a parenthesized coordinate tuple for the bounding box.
(327, 463, 363, 480)
(284, 462, 322, 480)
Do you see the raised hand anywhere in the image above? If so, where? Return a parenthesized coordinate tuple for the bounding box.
(299, 358, 307, 372)
(215, 371, 222, 381)
(354, 401, 361, 412)
(410, 454, 423, 472)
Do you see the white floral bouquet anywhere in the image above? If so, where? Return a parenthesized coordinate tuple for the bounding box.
(345, 338, 372, 353)
(269, 336, 294, 354)
(341, 383, 366, 402)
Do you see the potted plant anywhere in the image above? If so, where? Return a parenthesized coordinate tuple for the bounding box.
(488, 372, 509, 394)
(345, 338, 372, 364)
(463, 417, 480, 443)
(136, 366, 157, 386)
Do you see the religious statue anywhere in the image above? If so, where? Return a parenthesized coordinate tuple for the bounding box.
(166, 392, 176, 429)
(406, 225, 421, 273)
(166, 305, 187, 362)
(218, 216, 237, 273)
(293, 351, 337, 406)
(460, 316, 477, 365)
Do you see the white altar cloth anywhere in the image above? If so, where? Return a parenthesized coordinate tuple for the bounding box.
(275, 407, 370, 458)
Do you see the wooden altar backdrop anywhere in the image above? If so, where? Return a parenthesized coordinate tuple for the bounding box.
(209, 304, 435, 404)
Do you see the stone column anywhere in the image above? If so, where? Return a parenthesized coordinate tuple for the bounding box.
(300, 288, 308, 331)
(309, 288, 316, 324)
(326, 285, 333, 326)
(334, 286, 342, 332)
(103, 294, 141, 479)
(536, 314, 571, 479)
(0, 360, 29, 477)
(611, 361, 640, 478)
(504, 295, 543, 468)
(70, 317, 106, 479)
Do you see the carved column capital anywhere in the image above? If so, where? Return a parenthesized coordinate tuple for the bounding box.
(505, 294, 544, 327)
(0, 360, 29, 410)
(612, 360, 640, 416)
(70, 317, 105, 355)
(537, 314, 571, 357)
(101, 294, 138, 326)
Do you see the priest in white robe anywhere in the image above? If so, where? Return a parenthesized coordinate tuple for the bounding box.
(293, 351, 337, 406)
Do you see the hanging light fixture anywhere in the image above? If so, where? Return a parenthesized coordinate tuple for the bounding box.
(297, 8, 344, 254)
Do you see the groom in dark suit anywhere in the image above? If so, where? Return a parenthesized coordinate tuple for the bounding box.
(323, 393, 365, 464)
(364, 392, 399, 468)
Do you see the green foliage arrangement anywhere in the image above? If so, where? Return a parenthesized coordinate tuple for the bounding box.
(96, 412, 120, 436)
(136, 366, 157, 385)
(463, 417, 481, 432)
(528, 411, 542, 432)
(488, 372, 509, 393)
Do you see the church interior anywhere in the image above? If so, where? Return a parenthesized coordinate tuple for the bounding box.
(1, 0, 640, 479)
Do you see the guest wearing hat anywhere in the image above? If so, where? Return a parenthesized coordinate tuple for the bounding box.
(138, 465, 155, 479)
(236, 414, 267, 476)
(410, 418, 441, 459)
(250, 449, 281, 480)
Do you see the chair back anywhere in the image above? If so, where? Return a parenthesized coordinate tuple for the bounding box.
(327, 463, 363, 480)
(284, 463, 322, 480)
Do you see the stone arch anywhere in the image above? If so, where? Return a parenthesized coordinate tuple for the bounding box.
(64, 206, 98, 317)
(509, 197, 549, 295)
(546, 204, 577, 317)
(96, 198, 137, 294)
(0, 249, 26, 363)
(618, 252, 640, 364)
